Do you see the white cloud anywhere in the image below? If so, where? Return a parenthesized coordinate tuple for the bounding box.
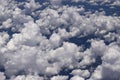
(50, 33, 61, 48)
(12, 75, 44, 80)
(101, 44, 120, 79)
(70, 75, 84, 80)
(0, 0, 119, 80)
(0, 32, 9, 46)
(88, 66, 102, 80)
(71, 0, 120, 6)
(2, 18, 12, 28)
(50, 75, 68, 80)
(50, 0, 62, 7)
(71, 69, 90, 78)
(0, 72, 5, 80)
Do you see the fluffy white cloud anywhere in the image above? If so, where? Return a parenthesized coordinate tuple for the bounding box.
(11, 75, 44, 80)
(71, 0, 120, 6)
(0, 72, 5, 80)
(50, 75, 68, 80)
(71, 69, 90, 78)
(0, 0, 119, 80)
(101, 44, 120, 79)
(88, 66, 102, 80)
(70, 75, 84, 80)
(50, 0, 62, 7)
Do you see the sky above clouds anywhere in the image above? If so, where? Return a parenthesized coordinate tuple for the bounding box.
(0, 0, 120, 80)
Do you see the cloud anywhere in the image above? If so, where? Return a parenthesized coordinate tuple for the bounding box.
(0, 72, 5, 80)
(71, 69, 90, 78)
(70, 75, 85, 80)
(71, 0, 120, 6)
(11, 75, 44, 80)
(101, 44, 120, 79)
(50, 75, 68, 80)
(0, 0, 120, 80)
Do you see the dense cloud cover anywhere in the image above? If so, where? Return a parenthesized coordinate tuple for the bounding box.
(0, 0, 120, 80)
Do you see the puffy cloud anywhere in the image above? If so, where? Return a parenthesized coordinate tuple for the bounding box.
(71, 0, 120, 6)
(0, 72, 5, 80)
(101, 44, 120, 79)
(46, 42, 82, 74)
(50, 0, 62, 7)
(0, 0, 119, 80)
(24, 0, 41, 13)
(71, 69, 90, 78)
(11, 75, 44, 80)
(50, 33, 61, 47)
(0, 32, 9, 46)
(70, 75, 84, 80)
(50, 75, 68, 80)
(88, 66, 102, 80)
(2, 18, 12, 28)
(89, 43, 120, 80)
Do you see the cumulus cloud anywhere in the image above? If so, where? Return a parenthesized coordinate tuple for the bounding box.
(71, 0, 120, 6)
(70, 75, 85, 80)
(0, 72, 5, 80)
(0, 0, 120, 80)
(50, 75, 68, 80)
(71, 69, 90, 78)
(11, 75, 44, 80)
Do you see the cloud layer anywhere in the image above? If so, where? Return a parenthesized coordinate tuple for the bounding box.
(0, 0, 120, 80)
